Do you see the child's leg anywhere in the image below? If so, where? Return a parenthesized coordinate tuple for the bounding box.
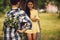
(27, 33, 32, 40)
(32, 33, 37, 40)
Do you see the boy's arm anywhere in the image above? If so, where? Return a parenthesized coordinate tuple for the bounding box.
(17, 23, 27, 33)
(17, 12, 32, 33)
(24, 12, 32, 30)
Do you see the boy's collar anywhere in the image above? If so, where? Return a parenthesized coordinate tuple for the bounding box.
(12, 7, 18, 10)
(11, 8, 21, 10)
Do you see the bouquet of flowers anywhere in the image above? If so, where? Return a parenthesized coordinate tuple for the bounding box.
(4, 14, 19, 30)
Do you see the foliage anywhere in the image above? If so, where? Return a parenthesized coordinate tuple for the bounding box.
(37, 0, 45, 9)
(37, 0, 60, 9)
(0, 0, 10, 13)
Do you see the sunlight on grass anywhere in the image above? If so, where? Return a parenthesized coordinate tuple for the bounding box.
(39, 13, 60, 40)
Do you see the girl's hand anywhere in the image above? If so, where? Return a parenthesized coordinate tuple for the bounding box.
(31, 16, 38, 22)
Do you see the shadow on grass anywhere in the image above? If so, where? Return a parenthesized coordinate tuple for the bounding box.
(41, 31, 60, 40)
(49, 31, 60, 40)
(0, 36, 3, 40)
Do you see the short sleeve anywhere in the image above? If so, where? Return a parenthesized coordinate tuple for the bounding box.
(25, 14, 32, 30)
(23, 12, 32, 30)
(18, 10, 32, 30)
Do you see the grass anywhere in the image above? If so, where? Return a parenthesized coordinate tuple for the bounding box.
(0, 13, 4, 40)
(39, 13, 60, 40)
(0, 13, 60, 40)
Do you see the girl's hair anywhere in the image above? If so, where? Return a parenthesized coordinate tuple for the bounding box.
(25, 0, 34, 18)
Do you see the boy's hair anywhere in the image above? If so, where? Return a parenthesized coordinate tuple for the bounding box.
(10, 0, 20, 5)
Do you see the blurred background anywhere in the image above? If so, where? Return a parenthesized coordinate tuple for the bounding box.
(0, 0, 60, 40)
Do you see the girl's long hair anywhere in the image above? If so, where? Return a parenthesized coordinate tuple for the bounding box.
(25, 0, 34, 18)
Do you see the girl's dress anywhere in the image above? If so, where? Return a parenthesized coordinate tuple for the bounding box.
(3, 8, 32, 40)
(25, 9, 40, 40)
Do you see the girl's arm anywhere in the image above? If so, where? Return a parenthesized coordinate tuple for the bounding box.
(31, 10, 39, 22)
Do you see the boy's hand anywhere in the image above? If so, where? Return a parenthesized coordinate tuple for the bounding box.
(17, 30, 23, 33)
(17, 28, 26, 33)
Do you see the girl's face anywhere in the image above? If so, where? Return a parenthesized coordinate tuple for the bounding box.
(27, 2, 34, 10)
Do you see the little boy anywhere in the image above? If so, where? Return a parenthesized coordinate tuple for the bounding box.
(3, 0, 32, 40)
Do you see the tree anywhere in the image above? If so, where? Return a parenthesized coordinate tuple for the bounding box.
(37, 0, 46, 9)
(57, 0, 60, 18)
(0, 0, 10, 13)
(0, 0, 4, 12)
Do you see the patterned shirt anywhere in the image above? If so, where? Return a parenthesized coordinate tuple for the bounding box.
(3, 8, 32, 40)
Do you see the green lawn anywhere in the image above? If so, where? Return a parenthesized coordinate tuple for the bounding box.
(0, 13, 4, 40)
(0, 13, 60, 40)
(39, 13, 60, 40)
